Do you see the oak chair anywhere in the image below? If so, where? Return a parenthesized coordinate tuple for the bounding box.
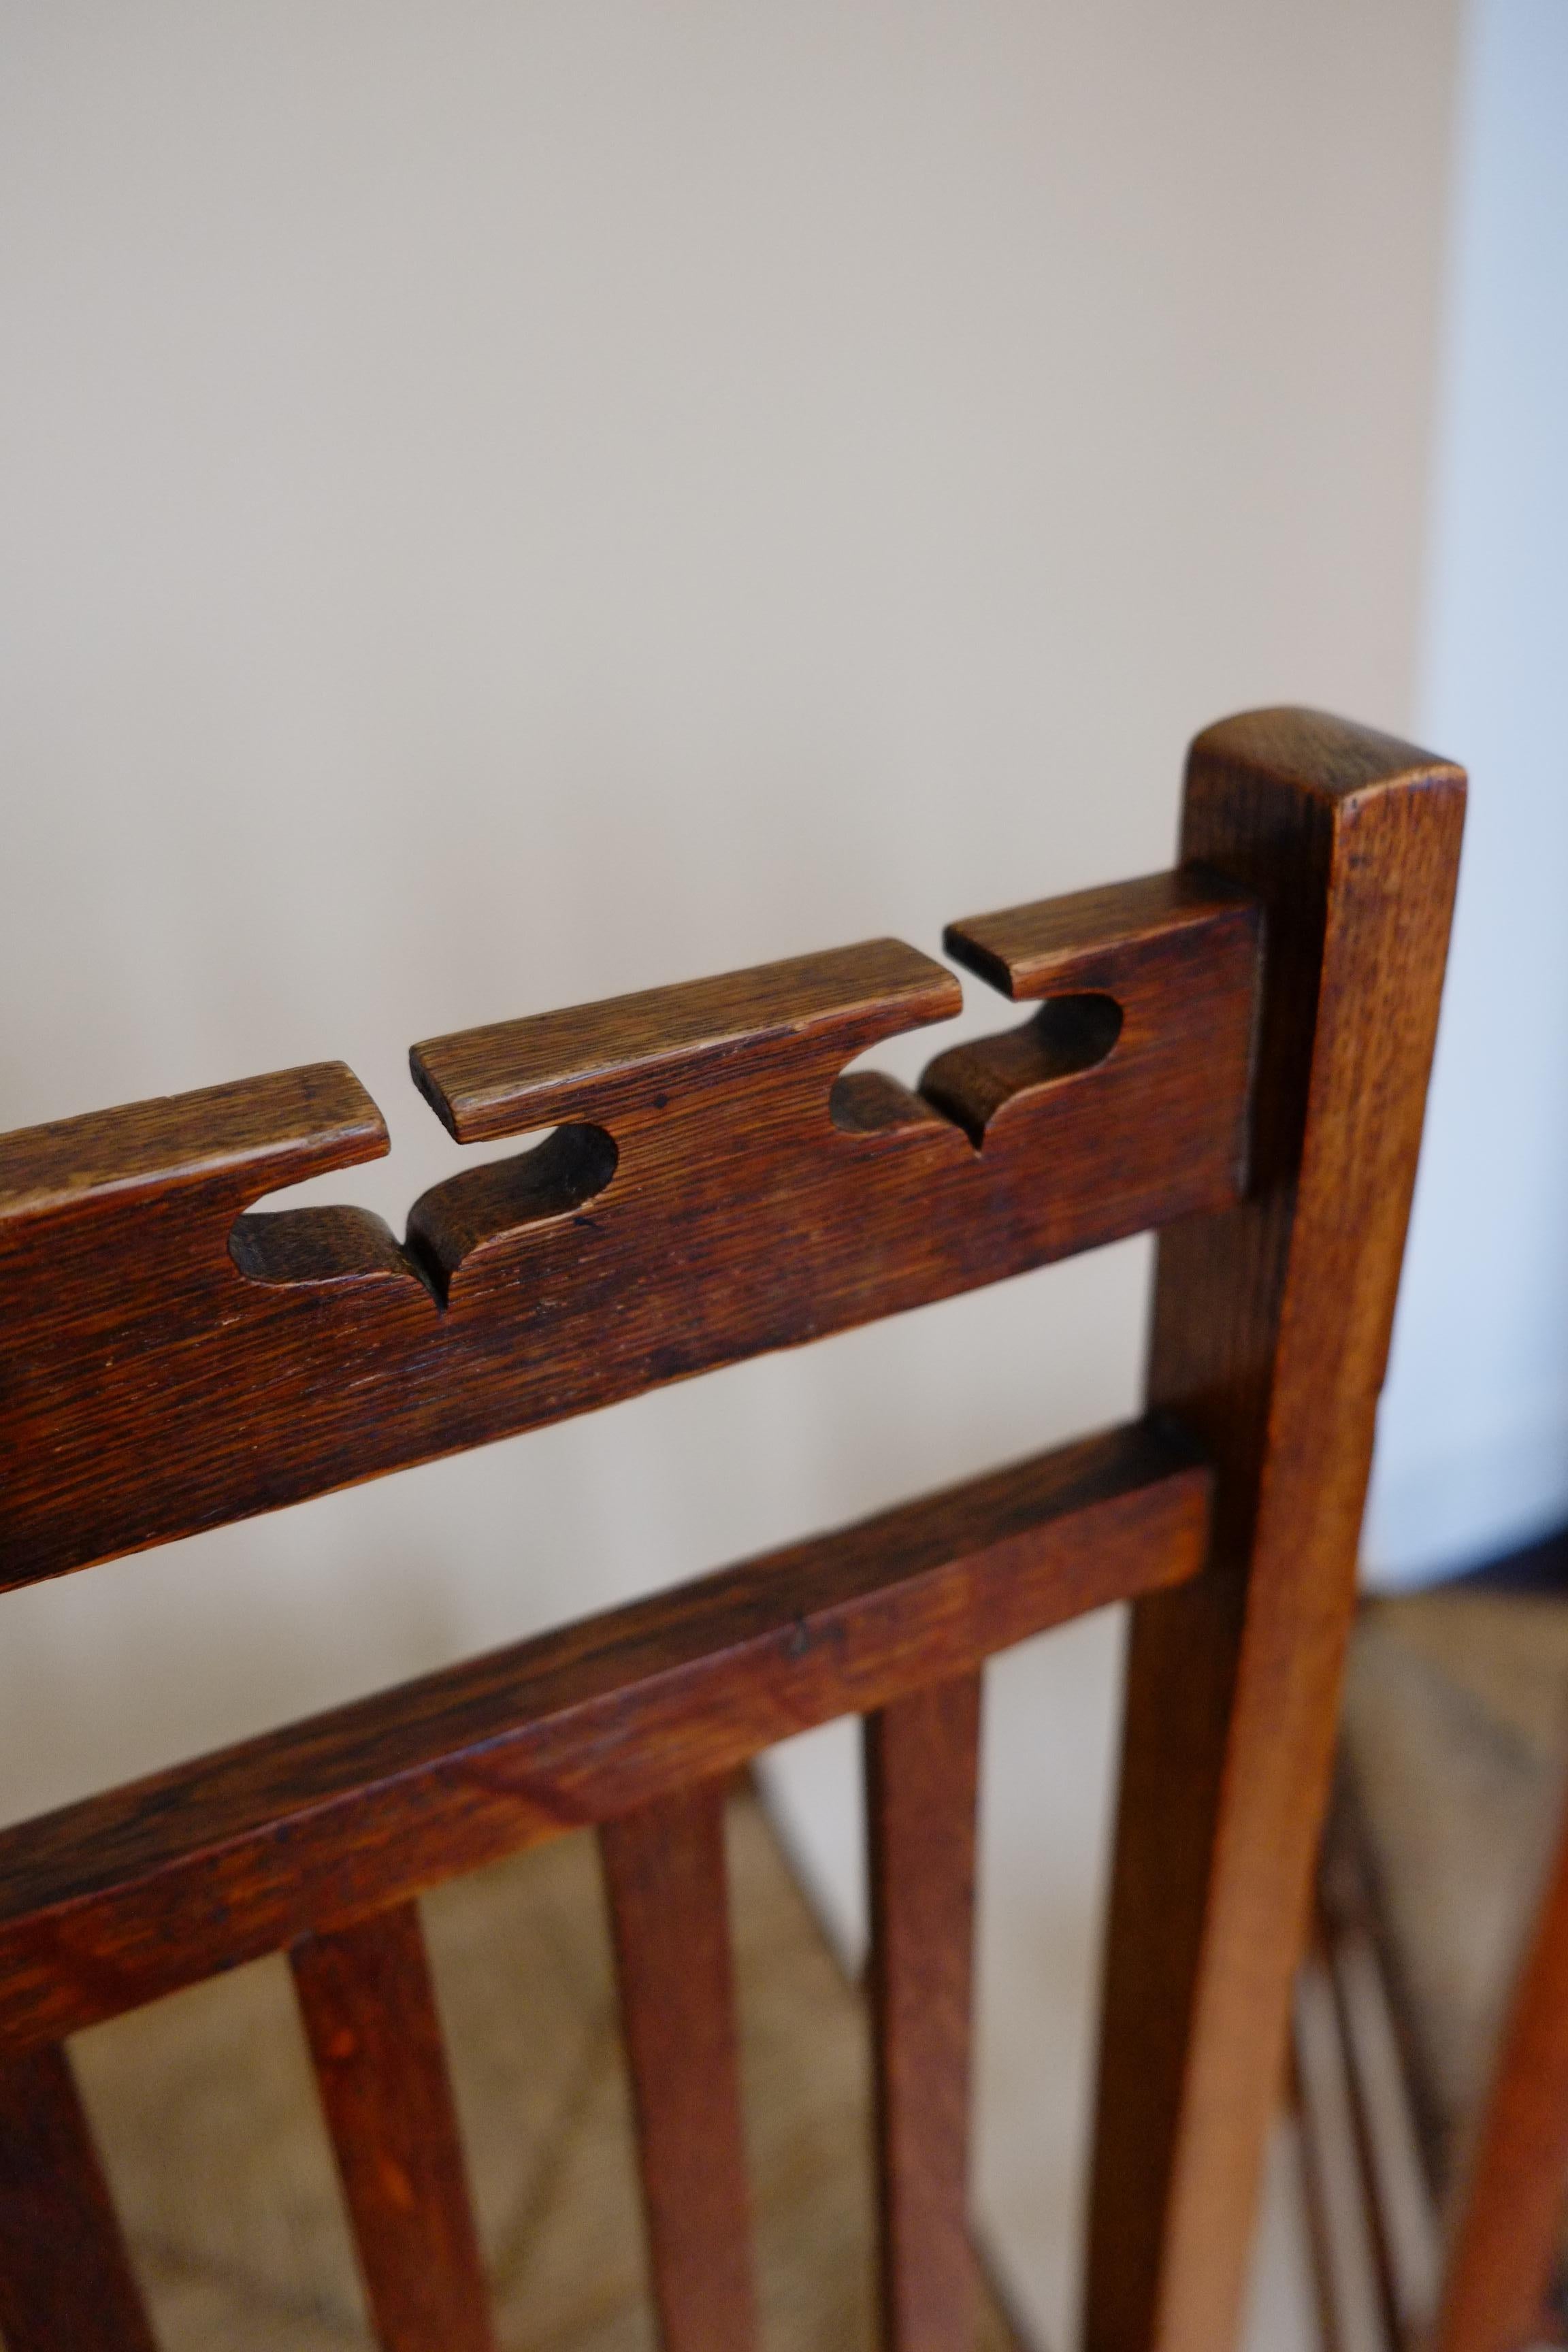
(0, 708, 1463, 2352)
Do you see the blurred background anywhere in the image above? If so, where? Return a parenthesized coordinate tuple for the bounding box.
(1, 3, 1565, 2346)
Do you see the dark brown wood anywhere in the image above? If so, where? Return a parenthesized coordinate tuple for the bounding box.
(866, 1672, 983, 2352)
(1434, 1799, 1568, 2352)
(601, 1783, 757, 2352)
(930, 866, 1255, 1144)
(0, 882, 1258, 1587)
(0, 1417, 1206, 2059)
(1086, 710, 1465, 2352)
(0, 2039, 157, 2352)
(291, 1902, 495, 2352)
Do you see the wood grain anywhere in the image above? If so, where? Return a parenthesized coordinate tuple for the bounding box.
(0, 883, 1257, 1587)
(1085, 708, 1465, 2352)
(0, 2040, 157, 2352)
(601, 1783, 757, 2352)
(1433, 1798, 1568, 2352)
(0, 1417, 1207, 2058)
(291, 1903, 496, 2352)
(866, 1672, 983, 2352)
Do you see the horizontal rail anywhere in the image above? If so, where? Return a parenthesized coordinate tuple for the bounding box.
(0, 1416, 1209, 2056)
(868, 1673, 983, 2352)
(0, 872, 1256, 1586)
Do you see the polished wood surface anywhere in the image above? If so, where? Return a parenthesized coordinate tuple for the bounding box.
(866, 1673, 983, 2352)
(0, 708, 1465, 2350)
(0, 2041, 157, 2352)
(602, 1782, 758, 2352)
(0, 1416, 1207, 2059)
(1087, 709, 1465, 2352)
(0, 877, 1257, 1588)
(291, 1904, 497, 2352)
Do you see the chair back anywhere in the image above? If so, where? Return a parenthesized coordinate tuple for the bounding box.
(0, 708, 1465, 2352)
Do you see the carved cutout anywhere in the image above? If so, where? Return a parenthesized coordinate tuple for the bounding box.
(0, 877, 1260, 1588)
(829, 1071, 960, 1141)
(407, 1125, 619, 1297)
(408, 940, 963, 1145)
(921, 994, 1124, 1144)
(230, 1205, 431, 1294)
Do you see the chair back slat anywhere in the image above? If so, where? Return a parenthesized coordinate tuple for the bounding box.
(0, 2041, 157, 2352)
(291, 1902, 496, 2352)
(600, 1782, 757, 2352)
(866, 1673, 983, 2352)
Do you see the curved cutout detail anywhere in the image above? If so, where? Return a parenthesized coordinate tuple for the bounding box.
(229, 1204, 435, 1296)
(1034, 991, 1124, 1073)
(409, 940, 960, 1146)
(828, 1068, 965, 1143)
(0, 868, 1269, 1588)
(406, 1123, 619, 1299)
(919, 993, 1124, 1145)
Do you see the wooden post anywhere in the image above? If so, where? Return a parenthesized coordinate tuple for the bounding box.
(0, 2042, 157, 2352)
(866, 1671, 983, 2352)
(292, 1904, 497, 2352)
(1085, 708, 1465, 2352)
(601, 1781, 758, 2352)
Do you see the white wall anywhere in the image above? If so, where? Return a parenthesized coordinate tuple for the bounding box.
(0, 6, 1460, 2343)
(1365, 0, 1568, 1587)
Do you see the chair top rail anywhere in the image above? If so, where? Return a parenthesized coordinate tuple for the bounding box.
(0, 864, 1258, 1589)
(0, 1414, 1209, 2057)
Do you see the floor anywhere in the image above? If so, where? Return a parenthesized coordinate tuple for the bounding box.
(67, 1784, 1025, 2352)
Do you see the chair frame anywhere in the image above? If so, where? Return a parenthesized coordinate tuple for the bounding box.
(0, 708, 1465, 2352)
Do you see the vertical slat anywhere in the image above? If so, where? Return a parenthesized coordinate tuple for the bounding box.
(600, 1779, 757, 2352)
(1294, 1941, 1393, 2352)
(866, 1671, 983, 2352)
(1085, 712, 1465, 2352)
(1333, 1935, 1439, 2349)
(0, 2038, 157, 2352)
(1435, 1801, 1568, 2352)
(291, 1901, 495, 2352)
